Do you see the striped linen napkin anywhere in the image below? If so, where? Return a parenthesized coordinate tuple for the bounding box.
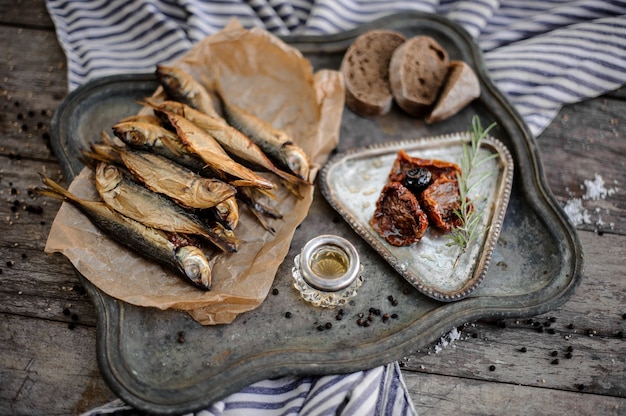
(45, 1, 626, 415)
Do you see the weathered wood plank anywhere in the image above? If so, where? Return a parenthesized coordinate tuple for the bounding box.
(404, 372, 625, 416)
(399, 231, 626, 398)
(1, 25, 67, 161)
(0, 0, 54, 29)
(0, 2, 624, 414)
(536, 91, 625, 236)
(0, 313, 117, 415)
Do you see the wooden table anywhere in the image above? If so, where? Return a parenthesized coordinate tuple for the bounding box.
(1, 2, 624, 415)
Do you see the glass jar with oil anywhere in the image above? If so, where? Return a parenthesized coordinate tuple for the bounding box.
(292, 234, 363, 307)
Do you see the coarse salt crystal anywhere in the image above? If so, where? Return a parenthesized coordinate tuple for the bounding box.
(582, 173, 618, 201)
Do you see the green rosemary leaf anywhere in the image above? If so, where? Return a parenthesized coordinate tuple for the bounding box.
(447, 115, 497, 258)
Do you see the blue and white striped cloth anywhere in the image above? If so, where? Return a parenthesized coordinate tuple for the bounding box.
(45, 1, 626, 415)
(46, 0, 626, 137)
(81, 362, 414, 415)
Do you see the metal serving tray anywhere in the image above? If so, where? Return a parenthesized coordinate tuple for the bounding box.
(50, 11, 583, 415)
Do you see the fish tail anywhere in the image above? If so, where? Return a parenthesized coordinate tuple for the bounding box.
(84, 143, 120, 165)
(35, 174, 79, 205)
(255, 187, 278, 201)
(279, 179, 305, 200)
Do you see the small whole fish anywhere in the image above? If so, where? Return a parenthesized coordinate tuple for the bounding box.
(90, 143, 236, 210)
(159, 109, 276, 190)
(145, 99, 310, 191)
(36, 175, 212, 290)
(94, 162, 240, 253)
(214, 84, 311, 182)
(156, 65, 220, 118)
(112, 120, 209, 174)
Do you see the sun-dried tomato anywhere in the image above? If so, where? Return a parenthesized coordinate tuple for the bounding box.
(388, 149, 460, 185)
(370, 182, 428, 246)
(420, 175, 467, 231)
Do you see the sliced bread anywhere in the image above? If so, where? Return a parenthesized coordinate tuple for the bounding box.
(426, 61, 480, 124)
(389, 36, 449, 117)
(341, 30, 406, 117)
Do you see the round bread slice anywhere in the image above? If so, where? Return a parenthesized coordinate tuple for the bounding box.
(341, 30, 406, 117)
(426, 60, 480, 124)
(389, 36, 449, 117)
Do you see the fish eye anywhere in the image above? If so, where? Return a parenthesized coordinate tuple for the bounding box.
(103, 165, 118, 178)
(127, 131, 141, 143)
(184, 261, 201, 279)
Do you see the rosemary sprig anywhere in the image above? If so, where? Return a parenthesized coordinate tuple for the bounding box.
(447, 116, 498, 259)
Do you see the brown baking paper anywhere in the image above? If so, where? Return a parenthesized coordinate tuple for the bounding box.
(45, 20, 345, 325)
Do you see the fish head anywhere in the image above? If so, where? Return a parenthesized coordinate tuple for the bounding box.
(208, 222, 241, 253)
(156, 65, 193, 101)
(175, 245, 212, 290)
(214, 197, 239, 230)
(112, 122, 148, 146)
(284, 145, 310, 181)
(156, 65, 182, 89)
(95, 163, 124, 194)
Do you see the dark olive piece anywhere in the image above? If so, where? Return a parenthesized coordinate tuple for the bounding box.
(403, 167, 432, 194)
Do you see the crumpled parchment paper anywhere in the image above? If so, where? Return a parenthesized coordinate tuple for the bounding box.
(45, 20, 345, 325)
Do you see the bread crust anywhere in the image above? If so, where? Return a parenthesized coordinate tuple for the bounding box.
(426, 61, 480, 124)
(341, 30, 406, 117)
(389, 36, 449, 117)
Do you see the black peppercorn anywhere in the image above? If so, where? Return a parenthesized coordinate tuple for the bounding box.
(489, 365, 496, 371)
(551, 359, 560, 365)
(285, 312, 292, 318)
(62, 308, 71, 316)
(520, 347, 527, 353)
(325, 322, 332, 329)
(551, 350, 558, 357)
(565, 352, 573, 359)
(272, 288, 279, 295)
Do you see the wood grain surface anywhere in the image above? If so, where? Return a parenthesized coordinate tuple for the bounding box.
(1, 2, 624, 415)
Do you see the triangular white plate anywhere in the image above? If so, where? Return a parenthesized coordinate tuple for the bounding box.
(320, 133, 514, 301)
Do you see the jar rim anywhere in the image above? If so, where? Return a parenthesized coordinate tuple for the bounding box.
(298, 234, 360, 292)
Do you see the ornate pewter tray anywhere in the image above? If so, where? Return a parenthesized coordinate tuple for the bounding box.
(50, 12, 583, 415)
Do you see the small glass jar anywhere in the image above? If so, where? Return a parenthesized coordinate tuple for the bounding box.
(292, 234, 364, 308)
